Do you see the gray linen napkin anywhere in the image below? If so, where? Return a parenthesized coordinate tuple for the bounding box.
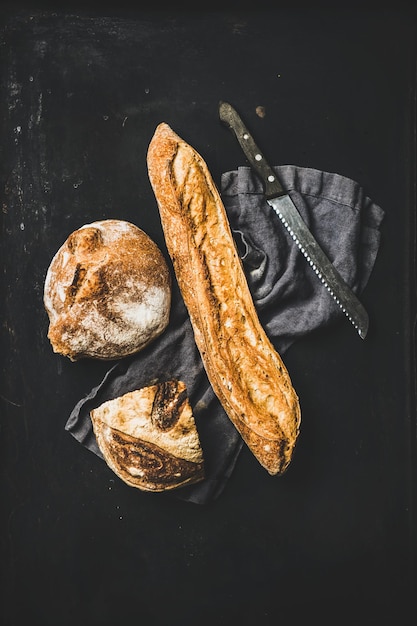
(65, 165, 384, 504)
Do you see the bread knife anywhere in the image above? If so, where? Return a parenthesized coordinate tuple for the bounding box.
(219, 100, 369, 340)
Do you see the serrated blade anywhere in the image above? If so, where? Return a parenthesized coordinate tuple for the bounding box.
(268, 195, 368, 338)
(219, 100, 369, 339)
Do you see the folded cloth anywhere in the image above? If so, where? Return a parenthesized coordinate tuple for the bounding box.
(65, 165, 384, 505)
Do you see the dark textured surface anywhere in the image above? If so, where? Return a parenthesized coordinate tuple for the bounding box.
(0, 7, 416, 625)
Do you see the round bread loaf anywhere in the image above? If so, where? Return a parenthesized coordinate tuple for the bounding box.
(44, 219, 171, 361)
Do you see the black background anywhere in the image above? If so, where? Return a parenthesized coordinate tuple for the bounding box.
(1, 5, 416, 626)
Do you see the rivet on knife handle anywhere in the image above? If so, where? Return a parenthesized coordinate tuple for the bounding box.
(219, 100, 369, 340)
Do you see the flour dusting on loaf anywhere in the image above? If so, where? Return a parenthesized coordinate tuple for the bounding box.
(44, 219, 171, 360)
(147, 123, 301, 475)
(90, 380, 205, 492)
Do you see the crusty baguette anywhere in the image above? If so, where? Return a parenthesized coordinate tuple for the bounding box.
(90, 380, 204, 492)
(147, 123, 301, 475)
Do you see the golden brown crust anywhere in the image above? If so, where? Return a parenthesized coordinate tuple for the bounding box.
(90, 380, 204, 492)
(147, 123, 301, 475)
(44, 219, 171, 361)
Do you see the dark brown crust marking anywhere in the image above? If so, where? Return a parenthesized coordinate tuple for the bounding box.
(65, 263, 87, 305)
(151, 380, 188, 431)
(108, 427, 204, 489)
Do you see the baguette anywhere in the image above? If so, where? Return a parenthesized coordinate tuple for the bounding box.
(147, 123, 301, 475)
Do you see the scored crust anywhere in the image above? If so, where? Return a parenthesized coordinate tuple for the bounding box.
(147, 123, 301, 475)
(90, 380, 205, 492)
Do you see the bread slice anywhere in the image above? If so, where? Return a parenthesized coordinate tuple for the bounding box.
(90, 380, 204, 491)
(147, 123, 301, 475)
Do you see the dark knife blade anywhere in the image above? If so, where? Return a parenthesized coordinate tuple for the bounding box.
(219, 100, 369, 339)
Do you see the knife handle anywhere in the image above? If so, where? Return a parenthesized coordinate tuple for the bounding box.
(219, 101, 285, 199)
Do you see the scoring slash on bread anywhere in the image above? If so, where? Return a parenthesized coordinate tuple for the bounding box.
(44, 219, 171, 361)
(90, 380, 204, 492)
(147, 123, 301, 476)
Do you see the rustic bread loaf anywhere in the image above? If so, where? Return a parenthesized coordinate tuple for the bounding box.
(147, 123, 301, 475)
(90, 379, 204, 491)
(44, 219, 171, 361)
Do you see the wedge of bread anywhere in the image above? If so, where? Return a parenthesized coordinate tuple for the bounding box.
(90, 380, 204, 492)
